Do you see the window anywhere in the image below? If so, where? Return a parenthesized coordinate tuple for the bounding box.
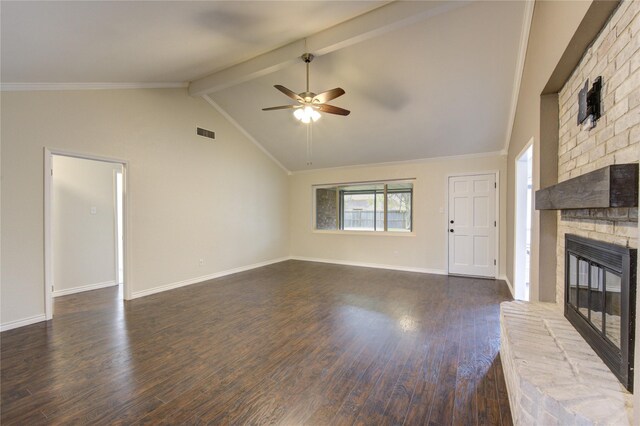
(314, 180, 413, 233)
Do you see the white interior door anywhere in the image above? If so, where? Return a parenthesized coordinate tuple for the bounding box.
(448, 173, 497, 277)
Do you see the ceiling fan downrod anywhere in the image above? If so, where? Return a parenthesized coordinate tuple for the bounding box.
(301, 53, 314, 99)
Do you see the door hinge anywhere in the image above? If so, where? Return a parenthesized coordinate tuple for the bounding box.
(494, 221, 497, 227)
(494, 182, 497, 189)
(51, 169, 53, 176)
(494, 259, 496, 266)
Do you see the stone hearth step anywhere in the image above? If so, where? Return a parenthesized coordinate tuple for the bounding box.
(500, 301, 632, 425)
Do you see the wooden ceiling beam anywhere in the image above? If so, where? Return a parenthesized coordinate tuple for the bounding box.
(188, 0, 470, 97)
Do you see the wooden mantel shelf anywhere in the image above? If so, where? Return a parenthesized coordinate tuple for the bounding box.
(535, 163, 638, 210)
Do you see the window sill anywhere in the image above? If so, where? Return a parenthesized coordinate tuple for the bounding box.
(312, 230, 416, 237)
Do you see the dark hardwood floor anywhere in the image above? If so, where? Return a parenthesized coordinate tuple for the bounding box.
(1, 260, 513, 425)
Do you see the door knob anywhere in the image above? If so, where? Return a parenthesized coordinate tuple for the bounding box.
(450, 220, 454, 224)
(450, 229, 454, 233)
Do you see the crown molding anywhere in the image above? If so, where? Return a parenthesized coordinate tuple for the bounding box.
(503, 0, 535, 154)
(202, 95, 291, 175)
(0, 82, 188, 91)
(290, 150, 507, 175)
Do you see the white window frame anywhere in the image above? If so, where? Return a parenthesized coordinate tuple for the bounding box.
(312, 178, 416, 236)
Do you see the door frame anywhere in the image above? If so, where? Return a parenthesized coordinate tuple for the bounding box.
(446, 170, 500, 278)
(113, 170, 124, 286)
(513, 137, 534, 300)
(44, 148, 130, 320)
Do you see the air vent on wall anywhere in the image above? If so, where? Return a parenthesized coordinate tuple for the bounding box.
(197, 127, 215, 140)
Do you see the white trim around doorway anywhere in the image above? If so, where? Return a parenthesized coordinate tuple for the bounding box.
(44, 148, 130, 321)
(513, 137, 534, 301)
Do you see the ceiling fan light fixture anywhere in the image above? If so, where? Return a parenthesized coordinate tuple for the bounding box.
(294, 105, 320, 123)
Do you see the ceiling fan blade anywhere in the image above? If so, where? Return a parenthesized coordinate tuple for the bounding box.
(313, 88, 345, 104)
(274, 85, 303, 102)
(262, 105, 301, 111)
(318, 104, 351, 116)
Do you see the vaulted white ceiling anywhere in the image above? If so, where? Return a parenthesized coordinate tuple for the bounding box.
(1, 1, 386, 83)
(1, 1, 530, 172)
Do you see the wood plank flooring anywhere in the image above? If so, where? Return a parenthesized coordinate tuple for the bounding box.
(1, 260, 513, 425)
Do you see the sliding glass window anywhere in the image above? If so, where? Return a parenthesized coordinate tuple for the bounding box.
(315, 181, 413, 233)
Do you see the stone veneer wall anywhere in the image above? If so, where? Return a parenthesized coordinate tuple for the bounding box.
(315, 188, 338, 230)
(556, 0, 640, 304)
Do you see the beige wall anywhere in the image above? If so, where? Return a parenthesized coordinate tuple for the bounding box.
(1, 88, 289, 327)
(52, 156, 120, 293)
(506, 1, 593, 301)
(289, 154, 508, 279)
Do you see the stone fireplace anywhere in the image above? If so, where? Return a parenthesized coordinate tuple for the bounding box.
(501, 0, 640, 424)
(554, 0, 639, 395)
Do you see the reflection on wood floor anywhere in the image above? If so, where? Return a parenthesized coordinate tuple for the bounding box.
(1, 260, 513, 425)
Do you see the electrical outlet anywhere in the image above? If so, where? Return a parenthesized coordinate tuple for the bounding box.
(199, 258, 204, 266)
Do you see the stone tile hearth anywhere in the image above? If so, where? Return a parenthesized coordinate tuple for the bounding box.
(500, 301, 632, 425)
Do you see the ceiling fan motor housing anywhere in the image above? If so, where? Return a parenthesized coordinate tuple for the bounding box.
(301, 92, 316, 103)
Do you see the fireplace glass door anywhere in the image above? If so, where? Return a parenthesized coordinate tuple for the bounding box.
(565, 234, 635, 391)
(606, 270, 622, 349)
(567, 253, 622, 351)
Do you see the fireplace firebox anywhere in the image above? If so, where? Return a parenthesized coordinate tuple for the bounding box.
(565, 234, 636, 391)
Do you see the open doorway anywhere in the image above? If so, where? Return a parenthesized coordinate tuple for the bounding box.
(514, 140, 533, 301)
(44, 149, 127, 319)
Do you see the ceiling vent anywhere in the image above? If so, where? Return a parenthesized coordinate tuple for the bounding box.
(197, 127, 215, 140)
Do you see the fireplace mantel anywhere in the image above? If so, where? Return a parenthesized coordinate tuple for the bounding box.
(535, 163, 638, 210)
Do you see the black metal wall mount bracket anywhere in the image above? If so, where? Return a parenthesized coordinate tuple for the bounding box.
(578, 76, 602, 127)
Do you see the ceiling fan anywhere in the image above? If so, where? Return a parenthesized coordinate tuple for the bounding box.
(262, 53, 350, 123)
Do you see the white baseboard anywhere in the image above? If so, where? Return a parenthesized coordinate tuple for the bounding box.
(499, 275, 515, 298)
(1, 257, 504, 332)
(130, 257, 290, 300)
(1, 314, 47, 332)
(53, 280, 117, 297)
(290, 256, 448, 276)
